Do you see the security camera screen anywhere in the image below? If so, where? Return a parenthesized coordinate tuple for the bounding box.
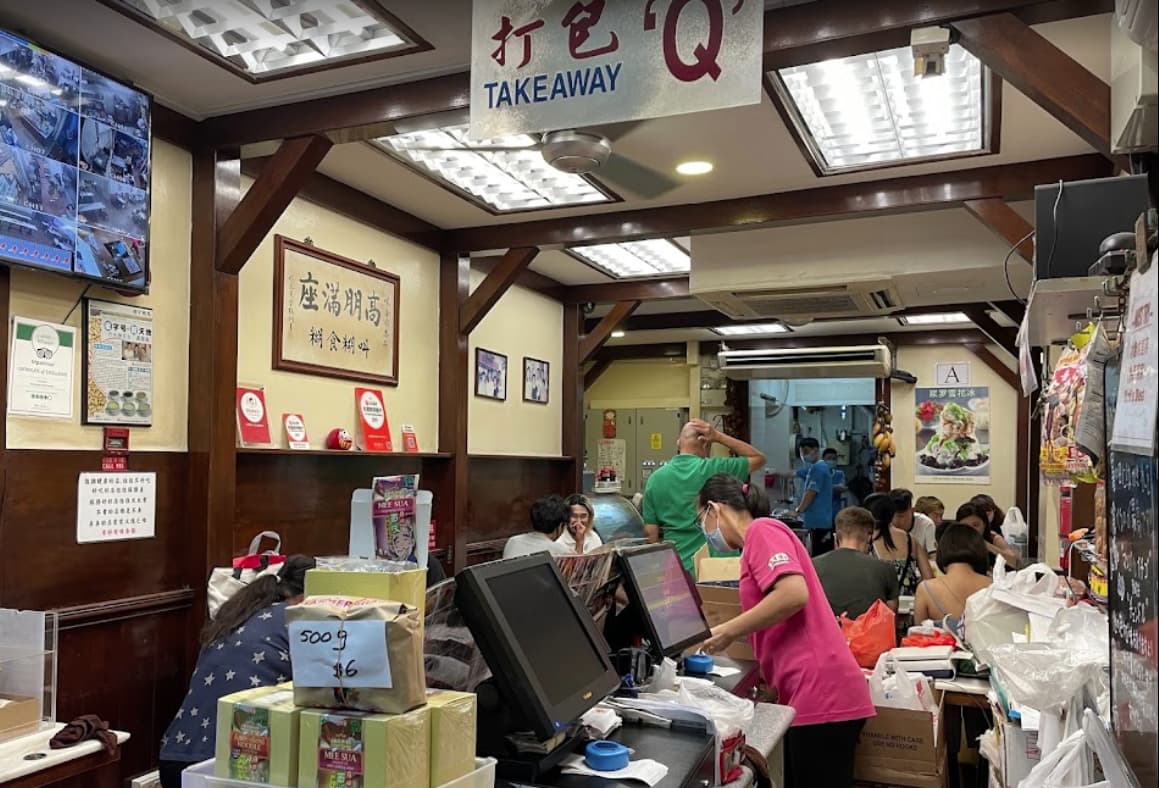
(0, 29, 149, 290)
(624, 547, 710, 655)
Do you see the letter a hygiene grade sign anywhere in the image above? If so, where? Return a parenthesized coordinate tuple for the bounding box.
(470, 0, 763, 139)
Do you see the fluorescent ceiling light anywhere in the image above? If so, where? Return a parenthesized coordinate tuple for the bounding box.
(772, 44, 987, 173)
(611, 330, 626, 338)
(676, 160, 714, 176)
(110, 0, 419, 77)
(375, 124, 611, 213)
(570, 239, 690, 279)
(900, 312, 971, 326)
(713, 323, 790, 336)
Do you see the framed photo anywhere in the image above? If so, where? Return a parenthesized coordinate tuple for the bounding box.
(273, 235, 400, 386)
(523, 357, 550, 404)
(475, 348, 508, 401)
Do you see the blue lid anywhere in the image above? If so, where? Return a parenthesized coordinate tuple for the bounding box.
(685, 653, 714, 674)
(585, 740, 630, 772)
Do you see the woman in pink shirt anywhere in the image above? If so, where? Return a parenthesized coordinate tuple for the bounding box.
(699, 474, 874, 788)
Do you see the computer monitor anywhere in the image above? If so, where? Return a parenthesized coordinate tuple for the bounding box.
(455, 554, 621, 742)
(618, 543, 712, 659)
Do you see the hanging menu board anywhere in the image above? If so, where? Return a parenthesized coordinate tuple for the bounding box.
(1104, 354, 1158, 786)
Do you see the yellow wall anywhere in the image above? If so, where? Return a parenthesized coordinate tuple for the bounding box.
(467, 270, 563, 456)
(890, 344, 1019, 517)
(584, 358, 697, 411)
(237, 183, 440, 451)
(6, 140, 192, 451)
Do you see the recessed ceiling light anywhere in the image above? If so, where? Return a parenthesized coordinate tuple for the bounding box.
(375, 124, 612, 213)
(713, 323, 790, 336)
(569, 239, 690, 279)
(611, 330, 626, 338)
(106, 0, 424, 78)
(676, 160, 713, 176)
(899, 312, 971, 326)
(771, 44, 989, 174)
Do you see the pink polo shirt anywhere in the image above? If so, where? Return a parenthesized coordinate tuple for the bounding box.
(739, 517, 875, 727)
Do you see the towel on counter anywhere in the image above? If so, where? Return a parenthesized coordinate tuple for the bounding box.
(49, 715, 118, 755)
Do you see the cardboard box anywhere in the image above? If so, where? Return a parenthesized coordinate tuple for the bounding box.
(854, 701, 945, 788)
(215, 685, 302, 786)
(997, 716, 1040, 788)
(0, 694, 40, 741)
(426, 690, 477, 787)
(304, 568, 426, 614)
(298, 707, 430, 788)
(696, 583, 755, 662)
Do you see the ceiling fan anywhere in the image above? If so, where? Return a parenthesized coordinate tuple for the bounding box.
(390, 122, 682, 199)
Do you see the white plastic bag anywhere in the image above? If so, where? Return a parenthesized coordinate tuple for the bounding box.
(1018, 728, 1109, 788)
(868, 655, 937, 714)
(964, 558, 1067, 665)
(1002, 506, 1029, 563)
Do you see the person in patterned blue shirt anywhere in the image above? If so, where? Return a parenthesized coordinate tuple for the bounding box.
(158, 555, 315, 788)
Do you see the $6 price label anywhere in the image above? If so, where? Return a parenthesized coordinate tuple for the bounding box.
(289, 620, 393, 689)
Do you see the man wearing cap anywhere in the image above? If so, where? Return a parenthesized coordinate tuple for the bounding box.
(643, 419, 767, 571)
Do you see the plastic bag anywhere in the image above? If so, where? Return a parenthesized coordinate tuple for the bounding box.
(868, 655, 937, 714)
(1018, 728, 1111, 788)
(1002, 506, 1029, 565)
(963, 557, 1066, 665)
(673, 677, 754, 739)
(1040, 325, 1097, 484)
(840, 599, 897, 668)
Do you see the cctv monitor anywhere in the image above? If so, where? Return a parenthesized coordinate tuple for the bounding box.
(455, 553, 620, 742)
(618, 543, 712, 659)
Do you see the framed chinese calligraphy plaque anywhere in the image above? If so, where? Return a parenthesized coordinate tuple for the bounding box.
(273, 235, 401, 386)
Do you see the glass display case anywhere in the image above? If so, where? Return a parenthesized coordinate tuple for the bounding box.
(0, 608, 58, 741)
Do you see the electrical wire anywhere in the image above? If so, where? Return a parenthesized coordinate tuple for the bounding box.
(1004, 229, 1035, 304)
(61, 284, 92, 325)
(1045, 179, 1064, 279)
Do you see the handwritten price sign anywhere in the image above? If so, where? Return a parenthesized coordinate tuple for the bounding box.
(288, 620, 393, 689)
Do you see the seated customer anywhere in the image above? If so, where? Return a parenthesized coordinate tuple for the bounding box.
(158, 555, 315, 788)
(915, 495, 945, 528)
(556, 493, 605, 554)
(913, 524, 992, 627)
(813, 507, 900, 618)
(890, 488, 937, 560)
(866, 493, 934, 597)
(502, 494, 574, 558)
(955, 501, 1021, 570)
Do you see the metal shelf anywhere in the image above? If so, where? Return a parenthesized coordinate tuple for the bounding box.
(1025, 276, 1108, 346)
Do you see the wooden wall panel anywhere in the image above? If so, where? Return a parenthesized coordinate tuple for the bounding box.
(464, 457, 577, 547)
(234, 453, 447, 559)
(0, 451, 190, 609)
(56, 593, 194, 781)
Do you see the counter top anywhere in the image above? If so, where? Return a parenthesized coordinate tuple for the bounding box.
(0, 724, 129, 784)
(723, 703, 796, 788)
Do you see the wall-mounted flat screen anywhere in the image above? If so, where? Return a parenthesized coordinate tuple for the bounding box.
(0, 28, 150, 291)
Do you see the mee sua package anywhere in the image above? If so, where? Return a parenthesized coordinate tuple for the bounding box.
(298, 707, 430, 788)
(372, 475, 419, 562)
(214, 686, 302, 786)
(287, 596, 426, 715)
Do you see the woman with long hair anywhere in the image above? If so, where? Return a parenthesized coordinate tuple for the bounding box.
(697, 474, 873, 788)
(865, 492, 933, 596)
(158, 555, 315, 788)
(956, 501, 1021, 569)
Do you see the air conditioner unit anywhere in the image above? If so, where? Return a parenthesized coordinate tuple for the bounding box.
(718, 344, 894, 380)
(1112, 2, 1158, 153)
(697, 280, 903, 321)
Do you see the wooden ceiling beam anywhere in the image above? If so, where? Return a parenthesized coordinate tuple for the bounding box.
(471, 254, 563, 298)
(583, 359, 614, 390)
(964, 306, 1019, 355)
(216, 135, 332, 274)
(558, 277, 690, 305)
(967, 343, 1020, 389)
(242, 157, 440, 247)
(951, 13, 1123, 166)
(580, 301, 641, 364)
(460, 247, 538, 334)
(964, 198, 1036, 264)
(762, 0, 1111, 70)
(698, 329, 993, 354)
(441, 154, 1110, 252)
(593, 343, 689, 362)
(991, 300, 1026, 326)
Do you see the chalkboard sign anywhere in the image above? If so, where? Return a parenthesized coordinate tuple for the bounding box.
(1105, 355, 1158, 785)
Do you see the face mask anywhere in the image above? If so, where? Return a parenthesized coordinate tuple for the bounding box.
(700, 506, 731, 552)
(825, 459, 837, 469)
(799, 452, 815, 465)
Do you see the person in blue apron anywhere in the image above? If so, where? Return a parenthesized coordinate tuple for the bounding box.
(793, 438, 834, 556)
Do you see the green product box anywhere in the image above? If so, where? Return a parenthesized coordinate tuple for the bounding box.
(298, 706, 430, 788)
(215, 685, 302, 786)
(425, 691, 477, 788)
(304, 569, 427, 615)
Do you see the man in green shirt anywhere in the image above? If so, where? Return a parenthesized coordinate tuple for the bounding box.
(642, 419, 767, 571)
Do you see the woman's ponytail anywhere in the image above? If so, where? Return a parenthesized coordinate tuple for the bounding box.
(698, 474, 770, 519)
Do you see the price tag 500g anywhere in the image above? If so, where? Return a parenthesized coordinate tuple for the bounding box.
(288, 620, 393, 689)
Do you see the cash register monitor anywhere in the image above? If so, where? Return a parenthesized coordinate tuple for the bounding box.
(455, 554, 621, 742)
(619, 543, 712, 658)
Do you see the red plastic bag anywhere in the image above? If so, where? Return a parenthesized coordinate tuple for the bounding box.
(900, 631, 958, 648)
(840, 600, 897, 669)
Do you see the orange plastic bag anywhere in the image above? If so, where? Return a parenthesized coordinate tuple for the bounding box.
(840, 600, 897, 669)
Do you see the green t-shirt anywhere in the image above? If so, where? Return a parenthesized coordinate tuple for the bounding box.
(642, 453, 751, 570)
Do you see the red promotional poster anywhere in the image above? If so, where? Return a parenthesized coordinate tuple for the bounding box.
(355, 387, 392, 452)
(236, 386, 272, 446)
(401, 424, 419, 453)
(283, 413, 310, 450)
